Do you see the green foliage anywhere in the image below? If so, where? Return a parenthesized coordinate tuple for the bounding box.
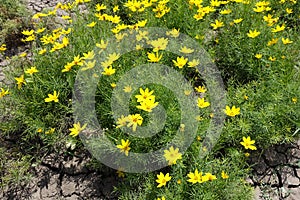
(0, 0, 30, 46)
(0, 0, 299, 199)
(0, 147, 32, 187)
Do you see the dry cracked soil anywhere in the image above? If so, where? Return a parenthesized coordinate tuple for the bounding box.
(1, 150, 119, 200)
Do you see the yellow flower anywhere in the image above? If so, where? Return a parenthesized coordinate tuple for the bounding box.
(202, 6, 215, 13)
(109, 15, 121, 24)
(292, 97, 297, 103)
(45, 90, 59, 103)
(115, 33, 128, 41)
(62, 15, 71, 20)
(166, 28, 180, 37)
(107, 53, 120, 63)
(96, 39, 108, 49)
(267, 38, 278, 46)
(62, 62, 74, 72)
(163, 146, 182, 165)
(187, 169, 205, 184)
(135, 19, 147, 28)
(87, 21, 97, 27)
(47, 9, 57, 16)
(184, 90, 192, 96)
(180, 123, 185, 132)
(173, 56, 188, 68)
(19, 52, 27, 57)
(101, 60, 113, 68)
(50, 37, 69, 52)
(224, 105, 240, 117)
(255, 1, 270, 7)
(263, 14, 278, 26)
(111, 24, 128, 34)
(271, 24, 285, 33)
(25, 66, 39, 75)
(69, 122, 87, 137)
(81, 60, 96, 71)
(135, 88, 155, 103)
(45, 128, 55, 134)
(233, 18, 243, 24)
(286, 8, 293, 14)
(195, 86, 207, 93)
(36, 28, 46, 34)
(128, 20, 147, 30)
(156, 172, 171, 188)
(22, 29, 34, 36)
(269, 56, 276, 61)
(95, 3, 106, 11)
(197, 98, 210, 108)
(116, 115, 129, 129)
(32, 12, 47, 19)
(255, 54, 262, 59)
(203, 172, 217, 181)
(136, 98, 159, 112)
(194, 12, 205, 21)
(282, 37, 293, 44)
(82, 50, 95, 60)
(147, 51, 163, 62)
(38, 48, 47, 55)
(0, 88, 9, 98)
(221, 171, 229, 179)
(179, 46, 194, 54)
(153, 4, 170, 18)
(220, 9, 232, 14)
(116, 139, 131, 156)
(210, 0, 221, 6)
(0, 44, 7, 52)
(196, 135, 202, 141)
(135, 44, 143, 50)
(102, 66, 116, 76)
(188, 59, 200, 67)
(75, 0, 91, 4)
(127, 114, 143, 132)
(113, 5, 119, 12)
(62, 37, 69, 47)
(196, 115, 203, 121)
(157, 197, 166, 200)
(150, 38, 168, 52)
(116, 169, 125, 178)
(240, 136, 257, 150)
(60, 28, 72, 35)
(21, 35, 36, 42)
(123, 86, 132, 93)
(247, 29, 260, 38)
(210, 19, 224, 30)
(136, 30, 149, 41)
(253, 6, 271, 13)
(15, 74, 26, 89)
(124, 0, 145, 12)
(37, 128, 43, 133)
(111, 83, 117, 88)
(195, 35, 204, 40)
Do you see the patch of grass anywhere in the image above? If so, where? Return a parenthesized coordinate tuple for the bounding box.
(0, 0, 299, 199)
(0, 0, 30, 56)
